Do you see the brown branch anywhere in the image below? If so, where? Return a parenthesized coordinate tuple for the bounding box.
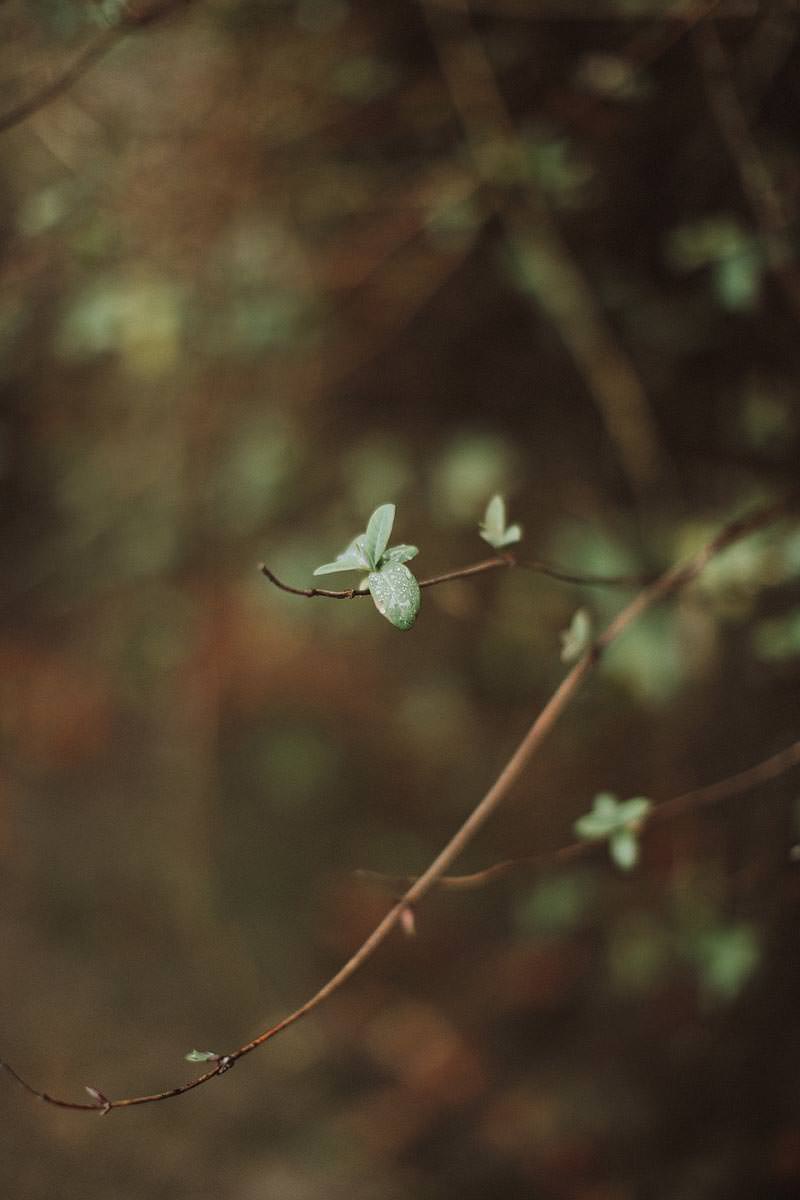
(359, 737, 800, 893)
(422, 0, 668, 495)
(1, 494, 793, 1113)
(0, 0, 196, 137)
(426, 1, 762, 18)
(259, 554, 653, 599)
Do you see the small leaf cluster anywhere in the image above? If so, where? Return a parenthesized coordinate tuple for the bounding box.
(574, 792, 652, 871)
(314, 503, 421, 630)
(479, 494, 523, 551)
(311, 496, 523, 630)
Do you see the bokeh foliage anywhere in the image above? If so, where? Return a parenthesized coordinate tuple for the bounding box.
(1, 2, 799, 1198)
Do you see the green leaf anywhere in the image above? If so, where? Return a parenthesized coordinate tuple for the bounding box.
(482, 494, 506, 539)
(480, 494, 523, 550)
(185, 1049, 218, 1063)
(616, 796, 652, 826)
(560, 607, 592, 663)
(382, 543, 419, 565)
(575, 791, 651, 872)
(367, 562, 421, 630)
(575, 792, 619, 839)
(497, 522, 522, 547)
(314, 554, 369, 576)
(313, 534, 371, 576)
(364, 503, 395, 568)
(610, 827, 639, 872)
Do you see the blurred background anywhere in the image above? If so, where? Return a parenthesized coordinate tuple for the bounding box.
(1, 1, 800, 1197)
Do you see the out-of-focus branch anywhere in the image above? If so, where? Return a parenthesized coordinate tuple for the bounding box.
(259, 553, 652, 600)
(422, 0, 668, 496)
(0, 0, 196, 137)
(359, 738, 800, 893)
(427, 1, 761, 18)
(1, 494, 792, 1113)
(691, 17, 800, 321)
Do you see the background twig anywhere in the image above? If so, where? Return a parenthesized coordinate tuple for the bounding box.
(0, 0, 195, 137)
(359, 738, 800, 893)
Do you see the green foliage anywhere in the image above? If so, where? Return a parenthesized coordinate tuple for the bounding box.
(313, 503, 421, 629)
(574, 793, 652, 872)
(479, 494, 522, 551)
(515, 872, 597, 936)
(432, 433, 518, 522)
(185, 1049, 218, 1063)
(752, 607, 800, 662)
(559, 607, 592, 663)
(666, 216, 765, 312)
(689, 924, 761, 1004)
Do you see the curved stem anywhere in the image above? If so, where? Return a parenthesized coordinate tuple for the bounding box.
(359, 738, 800, 894)
(259, 553, 653, 599)
(2, 494, 793, 1113)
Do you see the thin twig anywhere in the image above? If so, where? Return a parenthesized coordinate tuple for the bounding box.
(358, 738, 800, 893)
(259, 554, 653, 599)
(0, 0, 195, 137)
(1, 494, 792, 1113)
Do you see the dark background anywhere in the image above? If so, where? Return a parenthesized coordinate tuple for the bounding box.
(1, 1, 799, 1197)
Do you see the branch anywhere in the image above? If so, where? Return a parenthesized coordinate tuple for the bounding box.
(425, 1, 761, 18)
(422, 0, 668, 494)
(358, 738, 800, 893)
(259, 554, 653, 599)
(2, 494, 793, 1113)
(0, 0, 196, 137)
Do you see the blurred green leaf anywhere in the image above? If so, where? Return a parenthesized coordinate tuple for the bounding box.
(480, 493, 523, 550)
(575, 793, 651, 871)
(693, 924, 761, 1003)
(516, 873, 596, 936)
(432, 434, 518, 523)
(752, 608, 800, 661)
(712, 247, 763, 312)
(575, 792, 623, 839)
(610, 827, 639, 871)
(560, 607, 592, 663)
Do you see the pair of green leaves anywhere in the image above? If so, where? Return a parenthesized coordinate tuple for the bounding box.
(314, 503, 421, 630)
(479, 494, 522, 551)
(574, 792, 652, 871)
